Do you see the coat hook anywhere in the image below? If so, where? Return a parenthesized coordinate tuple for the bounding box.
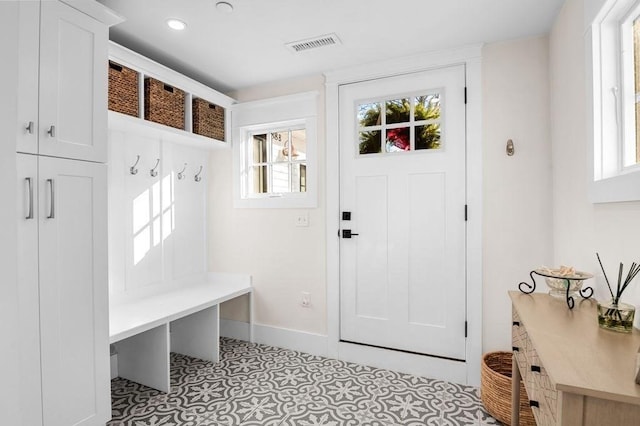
(506, 139, 515, 156)
(130, 155, 140, 175)
(150, 158, 160, 177)
(177, 163, 187, 180)
(194, 165, 203, 182)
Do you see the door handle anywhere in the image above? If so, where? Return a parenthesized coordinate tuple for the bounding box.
(26, 121, 34, 134)
(47, 179, 55, 219)
(47, 125, 56, 138)
(341, 229, 359, 238)
(25, 177, 34, 219)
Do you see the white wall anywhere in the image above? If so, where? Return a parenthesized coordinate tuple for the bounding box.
(550, 0, 640, 320)
(210, 75, 327, 335)
(481, 36, 554, 351)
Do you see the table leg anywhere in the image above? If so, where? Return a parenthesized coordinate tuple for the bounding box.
(512, 353, 521, 425)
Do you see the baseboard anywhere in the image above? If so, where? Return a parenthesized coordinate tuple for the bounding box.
(220, 319, 329, 357)
(110, 353, 118, 380)
(220, 320, 469, 384)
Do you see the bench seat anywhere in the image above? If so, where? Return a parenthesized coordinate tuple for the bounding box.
(109, 275, 252, 392)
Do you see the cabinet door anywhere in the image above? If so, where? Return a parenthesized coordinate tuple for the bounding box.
(16, 153, 43, 426)
(16, 0, 40, 155)
(39, 1, 108, 163)
(38, 156, 109, 426)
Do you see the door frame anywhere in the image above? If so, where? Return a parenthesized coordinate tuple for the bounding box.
(324, 45, 483, 386)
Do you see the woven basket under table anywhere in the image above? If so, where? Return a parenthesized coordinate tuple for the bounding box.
(481, 351, 535, 426)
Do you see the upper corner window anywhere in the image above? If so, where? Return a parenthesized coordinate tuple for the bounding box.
(622, 8, 640, 166)
(589, 0, 640, 201)
(247, 125, 307, 195)
(357, 92, 442, 155)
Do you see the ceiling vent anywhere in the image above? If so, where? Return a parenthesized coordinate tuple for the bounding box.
(286, 33, 341, 53)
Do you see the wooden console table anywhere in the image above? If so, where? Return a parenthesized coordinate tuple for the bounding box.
(509, 291, 640, 425)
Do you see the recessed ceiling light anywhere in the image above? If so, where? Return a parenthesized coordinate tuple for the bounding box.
(216, 2, 234, 13)
(166, 18, 187, 31)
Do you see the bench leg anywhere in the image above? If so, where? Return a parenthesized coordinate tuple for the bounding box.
(170, 305, 219, 363)
(115, 324, 170, 393)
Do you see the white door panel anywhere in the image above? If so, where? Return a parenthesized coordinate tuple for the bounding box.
(16, 153, 43, 426)
(38, 156, 109, 426)
(16, 0, 40, 155)
(340, 65, 467, 360)
(39, 1, 107, 162)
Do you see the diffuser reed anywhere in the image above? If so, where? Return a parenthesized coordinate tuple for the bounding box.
(596, 253, 638, 333)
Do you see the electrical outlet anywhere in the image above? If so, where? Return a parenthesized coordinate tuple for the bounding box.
(301, 292, 311, 308)
(295, 211, 309, 227)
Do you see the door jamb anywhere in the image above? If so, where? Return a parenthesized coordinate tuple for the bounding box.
(324, 45, 483, 386)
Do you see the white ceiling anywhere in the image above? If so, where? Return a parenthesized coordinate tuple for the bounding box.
(98, 0, 565, 94)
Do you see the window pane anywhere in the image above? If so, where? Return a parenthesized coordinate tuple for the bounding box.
(386, 127, 411, 152)
(252, 134, 267, 164)
(386, 98, 410, 124)
(291, 163, 307, 192)
(415, 94, 441, 121)
(415, 124, 441, 150)
(272, 163, 289, 193)
(251, 165, 268, 193)
(358, 102, 381, 127)
(271, 131, 289, 162)
(359, 131, 381, 154)
(291, 129, 306, 160)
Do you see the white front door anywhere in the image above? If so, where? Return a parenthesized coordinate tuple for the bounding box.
(339, 65, 467, 360)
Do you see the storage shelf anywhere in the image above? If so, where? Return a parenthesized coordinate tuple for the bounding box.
(108, 41, 235, 149)
(108, 111, 228, 150)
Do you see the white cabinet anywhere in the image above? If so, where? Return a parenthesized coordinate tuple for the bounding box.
(17, 153, 109, 426)
(7, 1, 120, 425)
(17, 0, 108, 163)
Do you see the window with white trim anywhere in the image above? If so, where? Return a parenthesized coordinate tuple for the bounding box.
(232, 92, 317, 208)
(589, 0, 640, 201)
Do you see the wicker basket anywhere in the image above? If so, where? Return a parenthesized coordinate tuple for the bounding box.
(108, 61, 139, 117)
(192, 97, 225, 141)
(481, 351, 535, 426)
(144, 77, 185, 130)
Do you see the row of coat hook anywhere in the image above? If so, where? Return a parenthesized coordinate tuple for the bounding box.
(129, 155, 204, 182)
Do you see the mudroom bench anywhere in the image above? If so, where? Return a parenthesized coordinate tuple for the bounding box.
(109, 274, 252, 392)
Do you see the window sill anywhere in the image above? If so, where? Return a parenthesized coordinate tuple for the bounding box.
(590, 171, 640, 203)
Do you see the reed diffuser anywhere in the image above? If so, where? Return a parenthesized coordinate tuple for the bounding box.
(596, 253, 639, 333)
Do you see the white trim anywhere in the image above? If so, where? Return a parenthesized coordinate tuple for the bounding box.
(220, 320, 329, 357)
(219, 320, 469, 383)
(110, 353, 118, 380)
(324, 45, 483, 386)
(232, 92, 319, 209)
(325, 44, 483, 85)
(61, 0, 124, 26)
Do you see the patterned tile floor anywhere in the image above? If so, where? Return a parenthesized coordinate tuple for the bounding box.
(109, 338, 500, 426)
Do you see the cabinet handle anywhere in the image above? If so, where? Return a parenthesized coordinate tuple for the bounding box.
(529, 400, 539, 408)
(531, 365, 541, 373)
(25, 177, 34, 219)
(47, 125, 56, 138)
(47, 179, 55, 219)
(26, 121, 34, 134)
